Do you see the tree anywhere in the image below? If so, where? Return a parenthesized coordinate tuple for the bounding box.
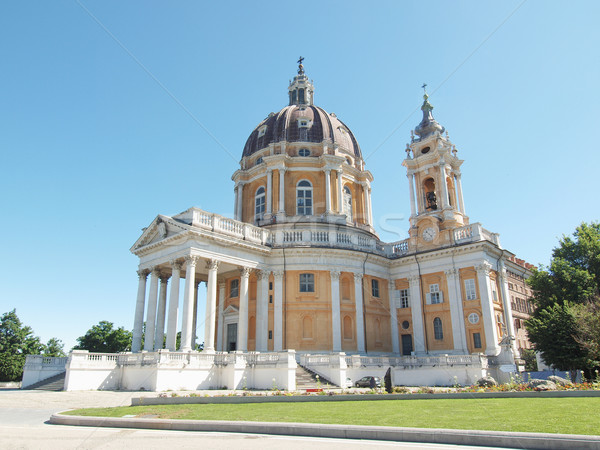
(74, 321, 132, 353)
(526, 222, 600, 373)
(0, 310, 44, 381)
(43, 338, 66, 357)
(571, 299, 600, 367)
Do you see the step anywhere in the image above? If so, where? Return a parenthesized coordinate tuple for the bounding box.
(27, 372, 66, 391)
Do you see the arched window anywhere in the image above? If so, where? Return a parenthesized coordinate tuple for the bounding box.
(424, 178, 437, 210)
(296, 180, 312, 215)
(343, 186, 353, 220)
(255, 186, 265, 222)
(433, 317, 443, 340)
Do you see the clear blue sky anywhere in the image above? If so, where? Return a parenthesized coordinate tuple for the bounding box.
(1, 1, 598, 351)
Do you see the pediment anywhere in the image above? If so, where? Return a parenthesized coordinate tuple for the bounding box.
(223, 305, 239, 316)
(130, 215, 189, 253)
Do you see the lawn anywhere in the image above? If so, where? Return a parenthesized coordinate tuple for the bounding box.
(65, 397, 600, 435)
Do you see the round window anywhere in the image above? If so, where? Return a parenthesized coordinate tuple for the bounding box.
(421, 146, 430, 154)
(256, 157, 263, 164)
(402, 320, 410, 330)
(468, 313, 480, 324)
(299, 148, 310, 157)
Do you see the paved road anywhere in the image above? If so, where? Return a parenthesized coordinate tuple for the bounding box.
(0, 389, 514, 450)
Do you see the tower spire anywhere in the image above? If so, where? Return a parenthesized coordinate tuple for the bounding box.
(288, 57, 314, 106)
(413, 84, 444, 140)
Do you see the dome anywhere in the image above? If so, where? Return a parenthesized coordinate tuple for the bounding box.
(242, 105, 362, 159)
(242, 60, 362, 160)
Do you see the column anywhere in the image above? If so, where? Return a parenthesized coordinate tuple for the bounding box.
(476, 263, 500, 356)
(154, 274, 169, 350)
(273, 271, 284, 351)
(165, 261, 181, 351)
(237, 267, 251, 352)
(362, 182, 373, 225)
(234, 184, 239, 220)
(216, 281, 226, 352)
(181, 256, 199, 351)
(192, 281, 200, 350)
(143, 268, 160, 351)
(407, 173, 416, 217)
(204, 259, 219, 352)
(439, 164, 450, 209)
(324, 169, 332, 214)
(256, 270, 270, 351)
(330, 271, 342, 352)
(236, 183, 244, 222)
(408, 274, 426, 354)
(353, 273, 365, 353)
(337, 170, 343, 214)
(266, 169, 273, 216)
(132, 269, 149, 353)
(455, 173, 465, 214)
(499, 262, 518, 355)
(388, 280, 400, 354)
(277, 167, 286, 215)
(445, 268, 468, 353)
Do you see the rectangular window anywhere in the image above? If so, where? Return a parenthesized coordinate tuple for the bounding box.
(464, 279, 476, 300)
(473, 332, 482, 349)
(371, 279, 380, 298)
(397, 289, 410, 308)
(268, 330, 273, 340)
(230, 279, 239, 298)
(269, 294, 273, 304)
(299, 273, 315, 293)
(269, 281, 273, 291)
(429, 284, 441, 304)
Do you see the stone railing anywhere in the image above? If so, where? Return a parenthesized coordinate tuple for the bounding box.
(24, 355, 69, 368)
(453, 223, 500, 247)
(271, 227, 378, 252)
(344, 354, 487, 368)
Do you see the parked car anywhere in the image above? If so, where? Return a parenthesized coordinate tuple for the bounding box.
(354, 376, 381, 388)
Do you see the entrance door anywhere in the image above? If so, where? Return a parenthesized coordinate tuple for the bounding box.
(401, 334, 413, 356)
(227, 323, 237, 352)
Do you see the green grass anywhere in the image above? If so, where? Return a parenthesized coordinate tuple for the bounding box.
(65, 398, 600, 435)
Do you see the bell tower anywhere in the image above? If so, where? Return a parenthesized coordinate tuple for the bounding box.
(402, 87, 468, 248)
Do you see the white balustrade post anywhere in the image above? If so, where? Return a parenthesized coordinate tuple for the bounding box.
(389, 280, 400, 354)
(132, 269, 149, 353)
(408, 173, 416, 217)
(165, 261, 181, 351)
(445, 268, 468, 354)
(337, 170, 343, 214)
(456, 173, 465, 215)
(324, 169, 332, 214)
(181, 256, 199, 351)
(353, 273, 365, 353)
(277, 167, 286, 215)
(409, 275, 426, 354)
(154, 274, 169, 350)
(273, 271, 284, 351)
(257, 270, 270, 351)
(330, 271, 342, 352)
(143, 268, 160, 351)
(216, 281, 226, 352)
(204, 259, 219, 352)
(476, 263, 500, 356)
(237, 267, 251, 352)
(266, 169, 273, 216)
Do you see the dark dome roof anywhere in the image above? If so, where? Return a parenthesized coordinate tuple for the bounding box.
(242, 104, 362, 159)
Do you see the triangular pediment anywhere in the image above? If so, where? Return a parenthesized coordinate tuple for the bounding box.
(223, 305, 239, 316)
(130, 215, 189, 253)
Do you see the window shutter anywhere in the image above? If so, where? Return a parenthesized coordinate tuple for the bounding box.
(438, 291, 444, 303)
(425, 293, 431, 304)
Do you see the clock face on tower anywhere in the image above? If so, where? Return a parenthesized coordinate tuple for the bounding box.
(422, 227, 436, 242)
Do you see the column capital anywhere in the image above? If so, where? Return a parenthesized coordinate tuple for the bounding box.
(137, 269, 149, 279)
(205, 259, 220, 271)
(150, 266, 161, 276)
(444, 268, 459, 278)
(273, 270, 284, 281)
(388, 279, 396, 290)
(353, 272, 363, 281)
(170, 260, 183, 271)
(184, 255, 200, 268)
(408, 274, 421, 283)
(323, 168, 332, 174)
(330, 270, 341, 281)
(257, 269, 271, 281)
(239, 266, 251, 278)
(159, 273, 170, 283)
(218, 281, 226, 290)
(277, 166, 287, 173)
(455, 172, 462, 179)
(475, 262, 492, 276)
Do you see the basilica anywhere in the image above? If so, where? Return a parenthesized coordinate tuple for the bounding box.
(25, 61, 533, 391)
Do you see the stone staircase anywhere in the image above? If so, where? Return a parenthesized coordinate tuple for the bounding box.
(26, 372, 66, 391)
(295, 365, 337, 390)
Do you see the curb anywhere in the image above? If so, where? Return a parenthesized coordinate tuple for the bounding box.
(131, 389, 600, 406)
(49, 414, 600, 450)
